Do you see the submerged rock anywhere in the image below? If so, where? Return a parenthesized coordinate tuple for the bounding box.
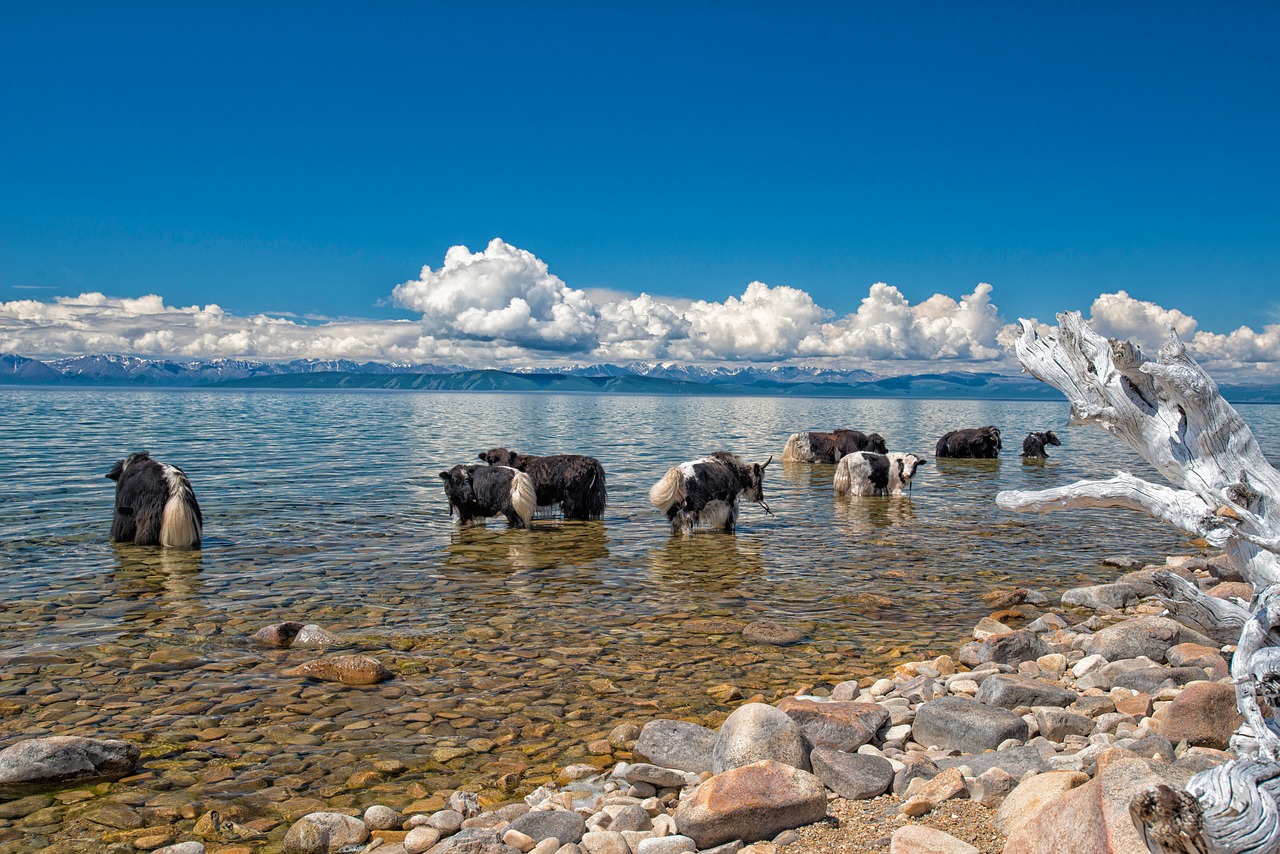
(0, 736, 140, 796)
(285, 654, 390, 685)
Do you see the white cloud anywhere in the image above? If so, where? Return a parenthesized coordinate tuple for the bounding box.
(392, 238, 599, 351)
(4, 241, 1280, 379)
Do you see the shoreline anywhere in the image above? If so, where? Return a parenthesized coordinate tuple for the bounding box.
(0, 547, 1238, 853)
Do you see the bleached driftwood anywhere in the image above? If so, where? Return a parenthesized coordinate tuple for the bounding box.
(993, 312, 1280, 853)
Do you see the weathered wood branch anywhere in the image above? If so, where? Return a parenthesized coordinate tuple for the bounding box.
(995, 473, 1231, 546)
(1150, 570, 1255, 647)
(998, 312, 1280, 853)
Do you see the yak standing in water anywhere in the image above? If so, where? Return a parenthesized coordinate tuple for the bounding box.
(1021, 431, 1061, 459)
(439, 464, 536, 529)
(781, 429, 887, 463)
(478, 448, 607, 520)
(834, 452, 926, 496)
(935, 426, 1002, 459)
(648, 452, 772, 535)
(106, 452, 203, 548)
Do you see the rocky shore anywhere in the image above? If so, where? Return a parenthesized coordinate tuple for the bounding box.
(0, 550, 1247, 853)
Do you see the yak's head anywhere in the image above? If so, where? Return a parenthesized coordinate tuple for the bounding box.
(106, 451, 151, 482)
(438, 464, 479, 512)
(896, 453, 926, 488)
(478, 448, 517, 467)
(985, 426, 1003, 451)
(867, 433, 888, 455)
(1043, 431, 1061, 447)
(744, 456, 773, 513)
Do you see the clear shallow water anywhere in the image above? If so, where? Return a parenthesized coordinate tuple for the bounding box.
(1, 389, 1278, 833)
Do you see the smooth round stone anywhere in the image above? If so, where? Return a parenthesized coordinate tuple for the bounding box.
(741, 621, 805, 646)
(363, 804, 400, 830)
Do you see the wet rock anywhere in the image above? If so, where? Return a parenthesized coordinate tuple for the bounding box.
(741, 621, 805, 646)
(1152, 682, 1242, 750)
(428, 809, 466, 834)
(711, 703, 808, 773)
(889, 825, 979, 853)
(404, 826, 441, 853)
(507, 809, 586, 844)
(285, 655, 390, 685)
(253, 621, 304, 647)
(912, 697, 1029, 754)
(0, 794, 53, 820)
(0, 736, 140, 796)
(450, 791, 481, 818)
(1002, 758, 1191, 854)
(1061, 584, 1139, 611)
(285, 812, 368, 854)
(1081, 616, 1214, 664)
(673, 760, 827, 849)
(993, 771, 1090, 836)
(974, 674, 1077, 710)
(808, 747, 894, 799)
(295, 624, 341, 647)
(776, 698, 888, 752)
(633, 720, 717, 774)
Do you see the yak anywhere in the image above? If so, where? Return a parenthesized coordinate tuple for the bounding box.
(833, 452, 926, 496)
(106, 452, 203, 548)
(478, 448, 607, 520)
(648, 452, 772, 535)
(1021, 431, 1061, 459)
(935, 426, 1002, 459)
(439, 464, 536, 529)
(781, 429, 888, 463)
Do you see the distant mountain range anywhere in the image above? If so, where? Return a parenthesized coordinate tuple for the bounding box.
(4, 353, 1280, 402)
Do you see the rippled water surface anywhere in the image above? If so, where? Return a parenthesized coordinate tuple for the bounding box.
(2, 389, 1278, 843)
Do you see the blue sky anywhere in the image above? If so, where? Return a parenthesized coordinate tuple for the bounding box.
(2, 2, 1278, 375)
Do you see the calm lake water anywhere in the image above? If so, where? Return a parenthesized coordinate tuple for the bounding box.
(2, 388, 1278, 840)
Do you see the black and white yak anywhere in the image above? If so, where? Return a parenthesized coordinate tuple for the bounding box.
(781, 429, 888, 463)
(1021, 430, 1061, 459)
(833, 452, 926, 496)
(478, 448, 607, 520)
(106, 452, 203, 548)
(439, 464, 536, 529)
(648, 452, 773, 535)
(935, 426, 1002, 459)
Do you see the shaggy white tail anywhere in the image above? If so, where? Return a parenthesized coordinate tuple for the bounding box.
(648, 467, 685, 512)
(781, 433, 810, 462)
(509, 470, 537, 527)
(832, 458, 853, 495)
(160, 466, 202, 548)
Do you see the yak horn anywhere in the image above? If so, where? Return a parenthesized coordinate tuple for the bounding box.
(762, 455, 773, 468)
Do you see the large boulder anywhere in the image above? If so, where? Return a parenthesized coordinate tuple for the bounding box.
(957, 630, 1051, 667)
(633, 720, 717, 774)
(1061, 584, 1139, 611)
(672, 760, 828, 849)
(993, 770, 1090, 836)
(1081, 616, 1214, 663)
(974, 674, 1077, 710)
(1152, 682, 1243, 750)
(0, 736, 140, 796)
(711, 703, 808, 773)
(1002, 758, 1191, 854)
(808, 747, 894, 800)
(912, 697, 1029, 754)
(777, 698, 888, 752)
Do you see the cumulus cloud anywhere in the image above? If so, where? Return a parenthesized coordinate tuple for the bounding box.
(4, 239, 1280, 379)
(392, 238, 599, 351)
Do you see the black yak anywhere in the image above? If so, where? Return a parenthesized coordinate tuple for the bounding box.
(478, 448, 607, 520)
(1021, 431, 1061, 459)
(648, 452, 772, 535)
(781, 429, 888, 463)
(439, 464, 536, 528)
(935, 426, 1002, 459)
(833, 452, 927, 496)
(106, 452, 203, 548)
